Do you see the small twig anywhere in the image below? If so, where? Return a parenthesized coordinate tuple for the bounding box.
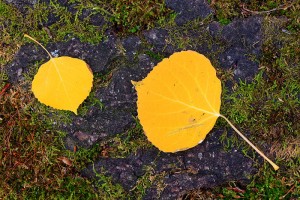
(242, 1, 295, 15)
(43, 27, 53, 39)
(0, 83, 10, 96)
(210, 0, 216, 6)
(280, 184, 295, 199)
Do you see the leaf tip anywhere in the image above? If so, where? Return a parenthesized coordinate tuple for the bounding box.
(72, 110, 78, 115)
(69, 107, 78, 115)
(131, 80, 136, 84)
(131, 80, 140, 87)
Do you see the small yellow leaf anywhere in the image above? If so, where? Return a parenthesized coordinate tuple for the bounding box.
(32, 57, 93, 114)
(133, 50, 221, 152)
(24, 34, 93, 114)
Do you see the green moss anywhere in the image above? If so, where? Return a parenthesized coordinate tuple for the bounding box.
(215, 14, 300, 198)
(92, 0, 174, 34)
(0, 0, 107, 66)
(216, 163, 300, 199)
(221, 17, 300, 139)
(0, 84, 127, 199)
(0, 71, 8, 90)
(165, 17, 226, 67)
(212, 0, 299, 32)
(0, 1, 24, 65)
(145, 50, 164, 61)
(21, 177, 99, 200)
(130, 166, 157, 199)
(98, 120, 151, 159)
(0, 86, 87, 199)
(211, 0, 240, 25)
(0, 0, 174, 64)
(45, 1, 106, 44)
(90, 167, 127, 199)
(65, 0, 174, 35)
(77, 91, 104, 116)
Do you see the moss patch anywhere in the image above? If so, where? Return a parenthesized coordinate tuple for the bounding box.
(215, 15, 300, 199)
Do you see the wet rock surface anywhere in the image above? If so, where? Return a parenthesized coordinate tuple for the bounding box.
(6, 0, 264, 198)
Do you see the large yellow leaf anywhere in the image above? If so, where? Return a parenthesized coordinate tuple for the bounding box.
(133, 50, 221, 152)
(133, 50, 279, 170)
(32, 56, 93, 114)
(25, 34, 93, 114)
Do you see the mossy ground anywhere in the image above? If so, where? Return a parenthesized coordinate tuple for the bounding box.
(1, 0, 299, 199)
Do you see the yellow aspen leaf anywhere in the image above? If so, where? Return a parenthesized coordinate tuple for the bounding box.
(24, 34, 93, 114)
(133, 51, 221, 152)
(133, 50, 279, 170)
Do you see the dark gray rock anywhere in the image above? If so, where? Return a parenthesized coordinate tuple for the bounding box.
(141, 17, 262, 84)
(3, 0, 109, 37)
(3, 0, 68, 14)
(208, 21, 223, 37)
(63, 54, 156, 148)
(82, 130, 257, 199)
(7, 34, 118, 83)
(143, 28, 175, 54)
(219, 16, 263, 82)
(47, 35, 118, 74)
(166, 0, 213, 26)
(7, 43, 46, 83)
(78, 8, 109, 27)
(82, 148, 158, 191)
(219, 46, 259, 82)
(3, 0, 38, 12)
(221, 16, 262, 49)
(121, 36, 142, 61)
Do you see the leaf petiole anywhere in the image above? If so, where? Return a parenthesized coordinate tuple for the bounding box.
(219, 114, 279, 171)
(24, 34, 53, 59)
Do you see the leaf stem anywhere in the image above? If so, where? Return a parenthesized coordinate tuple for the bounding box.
(24, 34, 53, 59)
(219, 114, 279, 171)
